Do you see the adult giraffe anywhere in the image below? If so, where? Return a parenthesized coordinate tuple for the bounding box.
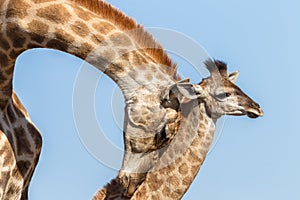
(0, 0, 188, 199)
(0, 0, 263, 199)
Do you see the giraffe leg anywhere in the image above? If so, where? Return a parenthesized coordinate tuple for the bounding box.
(118, 150, 159, 197)
(0, 132, 23, 200)
(20, 188, 28, 200)
(9, 93, 43, 200)
(20, 161, 39, 200)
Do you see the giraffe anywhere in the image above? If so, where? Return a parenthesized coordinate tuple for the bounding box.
(0, 92, 42, 200)
(125, 60, 264, 200)
(94, 60, 263, 200)
(0, 0, 263, 200)
(0, 0, 193, 199)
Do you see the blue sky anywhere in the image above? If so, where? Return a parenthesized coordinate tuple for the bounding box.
(13, 0, 299, 199)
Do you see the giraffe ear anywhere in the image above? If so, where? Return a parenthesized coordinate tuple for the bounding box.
(162, 80, 196, 107)
(176, 83, 199, 100)
(162, 79, 208, 106)
(162, 78, 191, 100)
(228, 71, 240, 83)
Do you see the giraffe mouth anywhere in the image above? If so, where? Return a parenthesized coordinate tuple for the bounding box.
(246, 108, 264, 118)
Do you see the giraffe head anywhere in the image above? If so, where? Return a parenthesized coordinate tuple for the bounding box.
(193, 59, 264, 119)
(163, 59, 263, 119)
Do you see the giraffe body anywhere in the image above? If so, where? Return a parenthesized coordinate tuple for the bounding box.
(0, 0, 181, 199)
(0, 0, 263, 199)
(0, 93, 42, 200)
(130, 60, 263, 199)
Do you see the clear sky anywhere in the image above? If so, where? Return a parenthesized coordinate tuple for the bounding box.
(12, 0, 299, 199)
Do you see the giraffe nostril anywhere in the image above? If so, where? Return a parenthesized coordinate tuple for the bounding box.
(251, 102, 260, 108)
(248, 102, 260, 108)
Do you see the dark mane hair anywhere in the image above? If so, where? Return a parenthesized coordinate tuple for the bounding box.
(72, 0, 178, 78)
(204, 59, 227, 76)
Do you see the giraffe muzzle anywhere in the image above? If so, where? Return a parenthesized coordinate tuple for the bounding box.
(246, 108, 264, 118)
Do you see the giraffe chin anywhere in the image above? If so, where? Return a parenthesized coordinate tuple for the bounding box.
(245, 107, 264, 118)
(246, 109, 263, 118)
(246, 112, 260, 118)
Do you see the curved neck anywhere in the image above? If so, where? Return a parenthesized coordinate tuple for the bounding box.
(93, 178, 130, 200)
(0, 0, 177, 107)
(131, 102, 216, 199)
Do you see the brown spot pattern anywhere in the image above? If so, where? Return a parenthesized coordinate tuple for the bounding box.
(190, 164, 200, 175)
(27, 43, 42, 49)
(100, 49, 117, 61)
(178, 163, 189, 175)
(131, 52, 148, 66)
(71, 21, 90, 37)
(73, 6, 92, 21)
(75, 42, 93, 59)
(137, 63, 146, 70)
(0, 71, 7, 82)
(182, 176, 193, 186)
(47, 39, 68, 52)
(16, 160, 31, 177)
(147, 175, 162, 191)
(170, 189, 184, 199)
(92, 22, 115, 35)
(0, 138, 14, 166)
(13, 94, 28, 116)
(162, 185, 171, 197)
(36, 5, 71, 24)
(73, 0, 179, 80)
(14, 126, 34, 156)
(151, 194, 160, 200)
(6, 22, 27, 48)
(0, 35, 10, 51)
(28, 32, 45, 44)
(6, 0, 30, 19)
(155, 72, 164, 80)
(109, 32, 132, 47)
(28, 20, 49, 36)
(6, 103, 17, 124)
(9, 49, 24, 59)
(27, 20, 49, 44)
(166, 176, 180, 186)
(55, 28, 75, 44)
(145, 74, 153, 81)
(187, 149, 201, 163)
(191, 138, 200, 147)
(4, 66, 13, 76)
(91, 34, 105, 45)
(27, 124, 42, 147)
(31, 0, 54, 3)
(0, 51, 9, 67)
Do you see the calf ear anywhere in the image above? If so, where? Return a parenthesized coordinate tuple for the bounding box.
(161, 78, 191, 100)
(162, 80, 207, 105)
(176, 83, 198, 100)
(165, 83, 198, 105)
(228, 71, 240, 83)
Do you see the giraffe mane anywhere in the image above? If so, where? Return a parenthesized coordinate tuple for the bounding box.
(71, 0, 179, 79)
(204, 59, 228, 77)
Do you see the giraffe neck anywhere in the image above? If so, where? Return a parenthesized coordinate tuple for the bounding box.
(93, 177, 132, 200)
(130, 102, 216, 200)
(0, 0, 177, 107)
(0, 92, 42, 199)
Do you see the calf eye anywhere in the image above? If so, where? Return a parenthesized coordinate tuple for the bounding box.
(215, 92, 231, 100)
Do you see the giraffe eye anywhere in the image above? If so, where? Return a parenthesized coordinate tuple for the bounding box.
(215, 92, 231, 100)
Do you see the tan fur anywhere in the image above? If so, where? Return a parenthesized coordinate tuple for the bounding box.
(1, 0, 181, 199)
(0, 1, 263, 199)
(129, 60, 263, 199)
(72, 0, 179, 79)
